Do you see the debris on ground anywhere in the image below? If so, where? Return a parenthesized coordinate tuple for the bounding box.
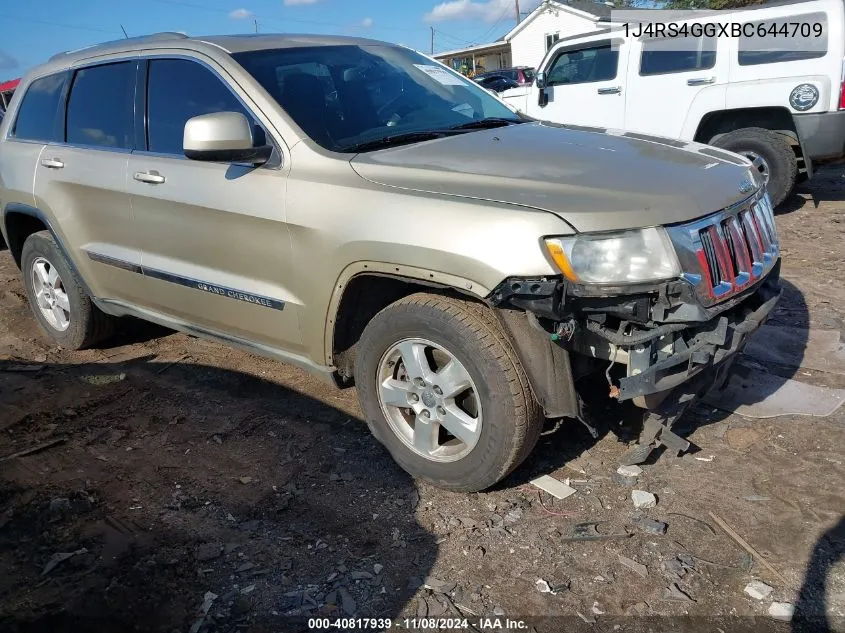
(535, 578, 555, 594)
(561, 522, 631, 542)
(576, 611, 596, 624)
(661, 583, 694, 602)
(631, 490, 657, 509)
(633, 517, 667, 536)
(768, 602, 794, 620)
(238, 476, 254, 485)
(617, 554, 648, 578)
(617, 465, 642, 477)
(80, 373, 126, 385)
(201, 591, 218, 614)
(709, 512, 789, 585)
(1, 437, 67, 462)
(41, 548, 87, 576)
(424, 577, 457, 594)
(530, 474, 577, 500)
(744, 580, 774, 600)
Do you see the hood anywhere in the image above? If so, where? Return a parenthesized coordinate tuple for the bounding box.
(350, 122, 759, 233)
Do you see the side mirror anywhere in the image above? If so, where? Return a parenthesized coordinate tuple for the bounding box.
(535, 72, 546, 89)
(183, 111, 272, 165)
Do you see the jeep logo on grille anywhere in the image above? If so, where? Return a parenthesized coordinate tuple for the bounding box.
(738, 178, 753, 194)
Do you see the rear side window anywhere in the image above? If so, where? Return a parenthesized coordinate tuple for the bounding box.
(640, 35, 716, 75)
(547, 43, 619, 86)
(738, 13, 828, 66)
(147, 59, 253, 155)
(12, 73, 67, 142)
(66, 62, 135, 149)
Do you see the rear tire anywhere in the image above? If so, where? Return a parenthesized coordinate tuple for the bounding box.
(20, 231, 114, 350)
(354, 293, 543, 492)
(712, 127, 797, 208)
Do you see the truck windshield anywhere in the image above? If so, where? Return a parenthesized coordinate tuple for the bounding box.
(233, 44, 522, 153)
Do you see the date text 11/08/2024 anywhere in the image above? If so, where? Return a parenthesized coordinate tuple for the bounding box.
(307, 617, 530, 629)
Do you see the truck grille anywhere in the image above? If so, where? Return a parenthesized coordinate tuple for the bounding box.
(667, 192, 778, 307)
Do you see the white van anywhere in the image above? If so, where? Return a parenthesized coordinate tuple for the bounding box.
(503, 0, 845, 206)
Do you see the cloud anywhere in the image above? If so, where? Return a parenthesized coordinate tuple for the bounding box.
(283, 0, 320, 5)
(228, 8, 254, 19)
(360, 17, 374, 28)
(0, 50, 19, 71)
(424, 0, 540, 23)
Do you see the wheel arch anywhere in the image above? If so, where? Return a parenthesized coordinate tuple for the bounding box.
(326, 263, 490, 384)
(2, 203, 94, 297)
(694, 107, 800, 147)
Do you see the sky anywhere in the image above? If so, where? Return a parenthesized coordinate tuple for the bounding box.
(0, 0, 544, 81)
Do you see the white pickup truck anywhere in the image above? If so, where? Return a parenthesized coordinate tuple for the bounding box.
(501, 0, 845, 206)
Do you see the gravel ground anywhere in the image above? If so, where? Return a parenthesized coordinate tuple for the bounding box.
(0, 168, 843, 633)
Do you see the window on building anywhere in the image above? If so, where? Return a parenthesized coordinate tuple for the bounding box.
(640, 35, 716, 75)
(545, 33, 560, 51)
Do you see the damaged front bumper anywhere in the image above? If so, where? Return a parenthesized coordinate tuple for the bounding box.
(610, 267, 780, 403)
(489, 260, 781, 412)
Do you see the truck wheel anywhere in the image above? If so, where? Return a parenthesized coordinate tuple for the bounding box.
(20, 231, 114, 350)
(354, 293, 543, 492)
(712, 127, 797, 208)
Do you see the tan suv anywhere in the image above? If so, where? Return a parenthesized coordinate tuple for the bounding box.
(0, 33, 781, 491)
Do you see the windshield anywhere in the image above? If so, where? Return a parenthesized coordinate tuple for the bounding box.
(233, 45, 521, 152)
(522, 68, 535, 82)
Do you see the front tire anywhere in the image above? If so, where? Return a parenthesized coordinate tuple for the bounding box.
(712, 127, 797, 208)
(21, 231, 114, 350)
(354, 293, 543, 492)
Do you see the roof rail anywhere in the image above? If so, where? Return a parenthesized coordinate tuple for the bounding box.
(49, 32, 189, 62)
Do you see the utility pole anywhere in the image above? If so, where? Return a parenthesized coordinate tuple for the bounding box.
(430, 26, 434, 55)
(515, 0, 521, 24)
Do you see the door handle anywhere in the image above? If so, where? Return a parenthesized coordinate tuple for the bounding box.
(687, 77, 716, 86)
(597, 86, 621, 95)
(133, 171, 166, 185)
(40, 158, 64, 169)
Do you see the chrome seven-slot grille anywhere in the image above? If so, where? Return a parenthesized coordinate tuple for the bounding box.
(667, 192, 779, 307)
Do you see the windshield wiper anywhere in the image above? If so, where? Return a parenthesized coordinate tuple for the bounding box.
(341, 118, 525, 153)
(447, 117, 524, 131)
(341, 131, 450, 153)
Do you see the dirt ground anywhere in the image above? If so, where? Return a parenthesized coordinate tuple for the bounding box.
(0, 168, 843, 633)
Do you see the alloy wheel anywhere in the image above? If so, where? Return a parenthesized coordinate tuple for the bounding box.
(376, 337, 482, 462)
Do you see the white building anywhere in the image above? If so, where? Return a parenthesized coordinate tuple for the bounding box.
(508, 0, 612, 68)
(435, 0, 612, 75)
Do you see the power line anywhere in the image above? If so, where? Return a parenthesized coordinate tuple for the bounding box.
(433, 29, 474, 46)
(473, 5, 512, 44)
(0, 13, 122, 35)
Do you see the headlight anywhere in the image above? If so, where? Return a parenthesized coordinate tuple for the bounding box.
(544, 227, 680, 284)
